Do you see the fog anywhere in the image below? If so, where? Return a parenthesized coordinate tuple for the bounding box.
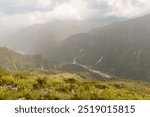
(0, 0, 150, 81)
(0, 20, 110, 54)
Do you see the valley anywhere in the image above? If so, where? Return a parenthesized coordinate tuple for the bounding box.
(0, 14, 150, 100)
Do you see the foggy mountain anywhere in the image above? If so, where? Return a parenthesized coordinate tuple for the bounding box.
(0, 47, 43, 70)
(51, 14, 150, 81)
(0, 20, 108, 55)
(1, 14, 150, 81)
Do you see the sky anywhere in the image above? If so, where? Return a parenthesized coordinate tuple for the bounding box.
(0, 0, 150, 30)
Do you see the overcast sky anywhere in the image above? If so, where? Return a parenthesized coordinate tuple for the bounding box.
(0, 0, 150, 30)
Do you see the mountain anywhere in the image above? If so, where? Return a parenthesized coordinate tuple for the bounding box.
(1, 15, 150, 81)
(51, 15, 150, 81)
(0, 47, 43, 70)
(0, 20, 108, 55)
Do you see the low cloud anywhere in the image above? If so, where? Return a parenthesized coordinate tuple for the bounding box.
(0, 0, 150, 30)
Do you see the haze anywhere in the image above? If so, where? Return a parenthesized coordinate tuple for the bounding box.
(0, 0, 150, 80)
(0, 0, 150, 30)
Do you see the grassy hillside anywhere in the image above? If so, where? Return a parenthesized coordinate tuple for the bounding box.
(0, 68, 150, 100)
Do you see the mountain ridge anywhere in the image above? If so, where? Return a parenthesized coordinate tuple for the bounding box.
(0, 47, 43, 70)
(1, 15, 150, 81)
(49, 14, 150, 81)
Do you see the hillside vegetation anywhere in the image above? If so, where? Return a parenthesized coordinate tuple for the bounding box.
(50, 15, 150, 81)
(0, 68, 150, 100)
(0, 47, 43, 70)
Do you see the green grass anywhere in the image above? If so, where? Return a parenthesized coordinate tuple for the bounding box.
(0, 68, 150, 100)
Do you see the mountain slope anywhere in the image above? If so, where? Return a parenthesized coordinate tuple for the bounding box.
(52, 15, 150, 81)
(0, 20, 108, 55)
(0, 47, 42, 70)
(0, 69, 150, 100)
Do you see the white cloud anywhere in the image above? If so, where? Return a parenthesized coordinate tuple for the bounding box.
(37, 0, 52, 8)
(103, 0, 150, 17)
(51, 2, 82, 20)
(0, 0, 150, 30)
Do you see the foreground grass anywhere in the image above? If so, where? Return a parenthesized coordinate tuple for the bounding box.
(0, 68, 150, 100)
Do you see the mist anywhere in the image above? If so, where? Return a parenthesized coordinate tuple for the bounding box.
(0, 0, 150, 81)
